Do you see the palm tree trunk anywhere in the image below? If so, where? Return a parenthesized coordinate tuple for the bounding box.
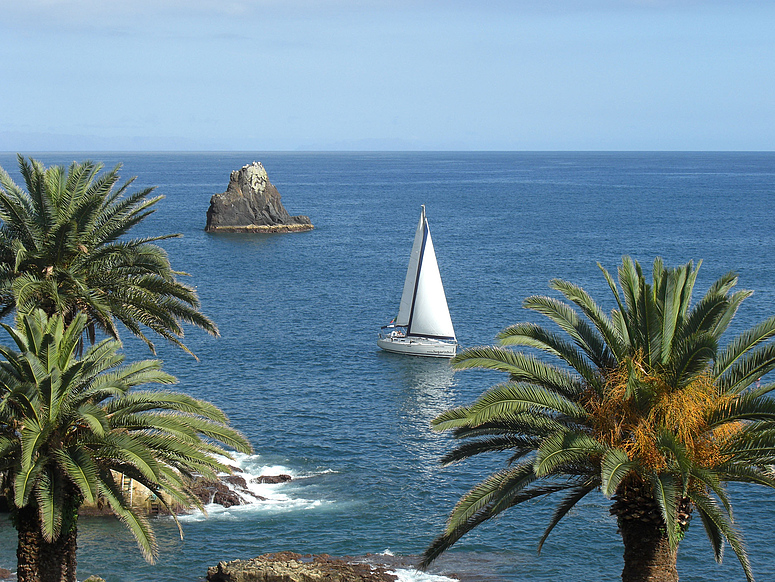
(15, 506, 78, 582)
(611, 482, 689, 582)
(619, 515, 678, 582)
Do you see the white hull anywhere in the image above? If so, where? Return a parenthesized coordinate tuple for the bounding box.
(377, 335, 457, 358)
(379, 206, 456, 358)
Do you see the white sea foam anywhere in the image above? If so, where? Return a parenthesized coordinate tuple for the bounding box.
(389, 570, 457, 582)
(174, 452, 332, 522)
(355, 551, 456, 582)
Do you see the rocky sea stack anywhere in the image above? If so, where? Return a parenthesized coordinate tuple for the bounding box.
(205, 162, 313, 233)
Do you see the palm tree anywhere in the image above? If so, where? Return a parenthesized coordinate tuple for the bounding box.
(0, 155, 217, 356)
(421, 257, 775, 582)
(0, 309, 252, 582)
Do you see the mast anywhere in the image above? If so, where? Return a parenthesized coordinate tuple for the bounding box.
(395, 206, 425, 327)
(406, 205, 428, 335)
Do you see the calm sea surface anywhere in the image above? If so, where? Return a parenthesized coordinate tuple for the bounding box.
(1, 152, 775, 581)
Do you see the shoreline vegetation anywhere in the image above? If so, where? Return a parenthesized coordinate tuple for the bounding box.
(0, 157, 252, 582)
(421, 257, 775, 582)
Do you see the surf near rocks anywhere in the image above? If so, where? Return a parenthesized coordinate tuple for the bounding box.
(77, 465, 293, 516)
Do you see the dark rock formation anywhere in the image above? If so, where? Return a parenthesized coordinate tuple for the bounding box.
(206, 553, 397, 582)
(188, 475, 266, 508)
(205, 162, 313, 233)
(222, 475, 249, 489)
(254, 474, 292, 484)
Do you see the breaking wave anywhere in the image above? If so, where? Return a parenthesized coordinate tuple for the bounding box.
(175, 452, 334, 522)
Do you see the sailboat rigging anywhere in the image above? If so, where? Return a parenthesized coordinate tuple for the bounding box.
(378, 205, 457, 358)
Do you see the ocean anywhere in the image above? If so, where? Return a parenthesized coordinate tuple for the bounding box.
(0, 151, 774, 582)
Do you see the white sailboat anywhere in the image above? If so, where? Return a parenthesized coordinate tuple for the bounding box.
(378, 206, 457, 358)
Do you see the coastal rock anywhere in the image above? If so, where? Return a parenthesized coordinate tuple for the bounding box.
(0, 568, 13, 580)
(76, 469, 276, 517)
(205, 162, 313, 233)
(188, 475, 265, 508)
(206, 553, 397, 582)
(254, 474, 292, 484)
(223, 475, 249, 489)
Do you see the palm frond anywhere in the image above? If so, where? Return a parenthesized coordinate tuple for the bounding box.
(466, 382, 588, 426)
(534, 430, 605, 477)
(689, 489, 753, 582)
(440, 435, 540, 466)
(600, 448, 636, 497)
(658, 263, 692, 364)
(447, 462, 537, 532)
(693, 490, 725, 564)
(497, 322, 602, 389)
(522, 295, 615, 370)
(714, 315, 775, 381)
(716, 342, 775, 394)
(706, 395, 775, 427)
(33, 468, 63, 542)
(421, 479, 586, 569)
(549, 278, 624, 361)
(454, 345, 587, 399)
(537, 483, 597, 553)
(665, 332, 717, 389)
(650, 473, 680, 550)
(54, 447, 99, 503)
(97, 468, 159, 562)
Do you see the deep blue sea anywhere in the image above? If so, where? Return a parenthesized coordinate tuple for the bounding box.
(1, 152, 775, 582)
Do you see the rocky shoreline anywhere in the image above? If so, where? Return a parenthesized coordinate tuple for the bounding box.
(206, 552, 399, 582)
(75, 470, 293, 516)
(1, 551, 455, 582)
(206, 223, 313, 234)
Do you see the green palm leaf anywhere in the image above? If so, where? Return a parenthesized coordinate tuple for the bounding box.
(534, 430, 604, 477)
(0, 157, 217, 356)
(714, 315, 775, 381)
(425, 256, 775, 582)
(466, 382, 588, 426)
(523, 294, 614, 370)
(497, 322, 602, 389)
(600, 448, 636, 498)
(537, 483, 597, 553)
(0, 309, 252, 571)
(97, 468, 159, 562)
(452, 346, 587, 399)
(440, 435, 540, 466)
(650, 473, 680, 550)
(665, 332, 717, 388)
(689, 489, 753, 582)
(549, 278, 623, 363)
(717, 342, 775, 394)
(54, 447, 99, 503)
(446, 462, 537, 532)
(33, 468, 63, 542)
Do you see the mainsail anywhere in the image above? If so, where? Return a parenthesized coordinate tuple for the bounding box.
(395, 206, 455, 341)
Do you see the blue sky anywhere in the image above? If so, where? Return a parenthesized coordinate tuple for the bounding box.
(1, 0, 773, 151)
